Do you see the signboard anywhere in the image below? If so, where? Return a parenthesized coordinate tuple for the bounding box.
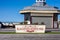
(15, 25, 45, 33)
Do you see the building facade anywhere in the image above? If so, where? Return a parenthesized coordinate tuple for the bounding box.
(20, 0, 60, 29)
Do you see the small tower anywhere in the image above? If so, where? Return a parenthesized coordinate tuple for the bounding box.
(36, 0, 46, 6)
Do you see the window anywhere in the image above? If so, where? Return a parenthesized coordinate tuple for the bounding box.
(37, 0, 40, 1)
(43, 0, 45, 1)
(25, 17, 29, 21)
(36, 0, 40, 2)
(36, 0, 45, 2)
(40, 0, 42, 1)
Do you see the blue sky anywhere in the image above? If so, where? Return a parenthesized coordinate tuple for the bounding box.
(0, 0, 60, 22)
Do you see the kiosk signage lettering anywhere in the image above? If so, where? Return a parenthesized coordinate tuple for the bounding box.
(15, 25, 45, 33)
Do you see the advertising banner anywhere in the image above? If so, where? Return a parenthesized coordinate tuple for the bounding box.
(15, 25, 45, 33)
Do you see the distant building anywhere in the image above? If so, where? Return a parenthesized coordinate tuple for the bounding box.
(2, 22, 13, 28)
(1, 22, 21, 28)
(20, 0, 60, 29)
(13, 22, 20, 25)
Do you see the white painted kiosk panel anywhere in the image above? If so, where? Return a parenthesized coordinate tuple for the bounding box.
(15, 25, 45, 33)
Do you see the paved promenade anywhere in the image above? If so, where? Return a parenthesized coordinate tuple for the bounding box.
(0, 34, 60, 40)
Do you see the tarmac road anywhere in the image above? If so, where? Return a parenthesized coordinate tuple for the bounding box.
(0, 34, 60, 40)
(0, 28, 60, 40)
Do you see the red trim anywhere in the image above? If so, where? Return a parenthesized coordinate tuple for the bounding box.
(30, 16, 32, 24)
(56, 14, 58, 29)
(53, 14, 58, 29)
(57, 20, 58, 28)
(24, 15, 25, 21)
(55, 14, 58, 29)
(53, 14, 54, 28)
(57, 15, 58, 28)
